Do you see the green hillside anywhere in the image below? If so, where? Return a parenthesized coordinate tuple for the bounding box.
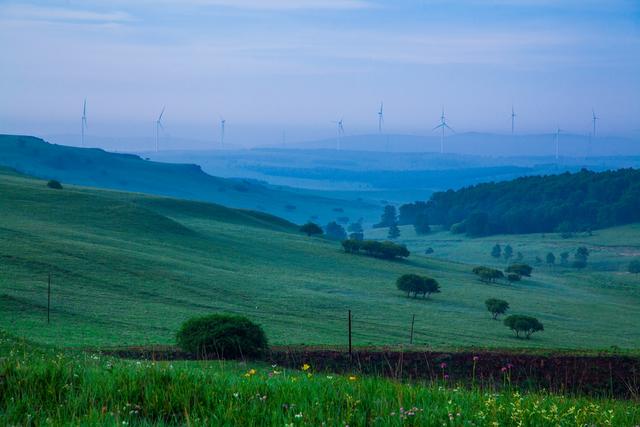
(0, 134, 377, 225)
(1, 168, 639, 350)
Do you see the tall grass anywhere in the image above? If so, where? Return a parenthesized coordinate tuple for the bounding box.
(1, 333, 638, 426)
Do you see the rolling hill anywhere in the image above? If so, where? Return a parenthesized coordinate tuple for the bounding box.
(1, 167, 639, 350)
(0, 134, 378, 225)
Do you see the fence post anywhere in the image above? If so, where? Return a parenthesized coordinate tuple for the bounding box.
(409, 314, 415, 345)
(348, 309, 352, 358)
(47, 273, 51, 325)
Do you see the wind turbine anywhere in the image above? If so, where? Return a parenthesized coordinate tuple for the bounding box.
(332, 118, 345, 150)
(432, 107, 454, 154)
(220, 117, 226, 146)
(155, 106, 165, 152)
(554, 127, 563, 160)
(511, 105, 516, 134)
(81, 99, 88, 147)
(377, 102, 384, 134)
(592, 109, 599, 136)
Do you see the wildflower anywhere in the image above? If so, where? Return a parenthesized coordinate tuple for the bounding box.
(501, 367, 508, 372)
(294, 413, 303, 419)
(444, 374, 450, 380)
(249, 368, 257, 375)
(302, 363, 311, 371)
(473, 356, 480, 362)
(440, 362, 447, 369)
(233, 393, 239, 398)
(349, 376, 357, 381)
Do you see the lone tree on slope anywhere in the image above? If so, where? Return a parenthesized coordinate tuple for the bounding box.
(485, 298, 509, 320)
(300, 222, 323, 237)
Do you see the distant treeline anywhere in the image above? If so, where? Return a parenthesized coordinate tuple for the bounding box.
(400, 168, 640, 236)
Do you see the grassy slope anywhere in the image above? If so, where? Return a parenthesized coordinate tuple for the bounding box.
(0, 134, 377, 225)
(1, 168, 639, 350)
(2, 333, 639, 427)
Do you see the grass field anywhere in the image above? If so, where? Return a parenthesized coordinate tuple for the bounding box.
(2, 332, 639, 426)
(1, 167, 639, 350)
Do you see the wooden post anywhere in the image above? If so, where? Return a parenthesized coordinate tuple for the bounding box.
(348, 309, 352, 357)
(47, 273, 51, 324)
(409, 314, 415, 345)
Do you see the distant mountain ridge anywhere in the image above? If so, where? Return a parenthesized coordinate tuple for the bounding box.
(0, 134, 377, 225)
(286, 132, 639, 157)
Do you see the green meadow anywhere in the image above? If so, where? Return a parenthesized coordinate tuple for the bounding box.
(1, 167, 639, 351)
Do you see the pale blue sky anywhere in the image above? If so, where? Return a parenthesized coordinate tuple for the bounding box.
(1, 0, 639, 147)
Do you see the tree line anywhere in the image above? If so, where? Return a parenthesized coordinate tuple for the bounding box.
(398, 168, 640, 237)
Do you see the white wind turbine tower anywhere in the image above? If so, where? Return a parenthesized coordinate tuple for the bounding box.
(554, 127, 563, 160)
(332, 118, 345, 150)
(220, 117, 226, 146)
(592, 109, 599, 136)
(511, 105, 516, 134)
(377, 102, 384, 134)
(155, 106, 165, 152)
(81, 99, 88, 147)
(432, 107, 454, 154)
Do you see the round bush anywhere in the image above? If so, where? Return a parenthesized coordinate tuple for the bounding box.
(47, 179, 63, 189)
(176, 314, 268, 359)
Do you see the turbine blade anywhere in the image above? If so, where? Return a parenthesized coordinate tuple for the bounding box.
(432, 124, 444, 131)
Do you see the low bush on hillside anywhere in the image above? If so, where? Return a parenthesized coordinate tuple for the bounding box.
(506, 263, 533, 277)
(176, 314, 268, 359)
(503, 315, 544, 339)
(46, 179, 63, 189)
(341, 239, 410, 260)
(396, 274, 441, 299)
(300, 222, 323, 237)
(472, 266, 504, 283)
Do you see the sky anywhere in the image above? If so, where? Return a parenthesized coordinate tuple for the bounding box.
(1, 0, 639, 149)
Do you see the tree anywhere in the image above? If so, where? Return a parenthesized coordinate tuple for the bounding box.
(506, 263, 533, 277)
(413, 213, 431, 235)
(485, 298, 509, 320)
(347, 222, 363, 233)
(503, 244, 513, 262)
(507, 273, 521, 282)
(300, 222, 323, 237)
(629, 259, 640, 274)
(491, 244, 502, 259)
(573, 246, 590, 269)
(546, 252, 556, 265)
(348, 232, 364, 241)
(375, 205, 397, 228)
(46, 179, 63, 189)
(345, 239, 410, 260)
(560, 252, 570, 265)
(503, 315, 544, 339)
(396, 274, 440, 299)
(342, 239, 361, 254)
(472, 266, 504, 283)
(388, 223, 401, 239)
(325, 221, 347, 240)
(176, 314, 268, 358)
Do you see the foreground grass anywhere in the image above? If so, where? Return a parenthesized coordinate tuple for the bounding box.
(1, 334, 639, 426)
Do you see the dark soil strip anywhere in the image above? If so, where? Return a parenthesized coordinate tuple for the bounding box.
(97, 345, 640, 399)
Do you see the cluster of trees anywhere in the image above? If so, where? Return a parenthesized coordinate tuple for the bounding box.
(491, 244, 522, 262)
(342, 239, 410, 260)
(374, 204, 430, 238)
(473, 263, 533, 283)
(300, 221, 365, 241)
(396, 274, 440, 299)
(401, 168, 640, 236)
(485, 298, 544, 339)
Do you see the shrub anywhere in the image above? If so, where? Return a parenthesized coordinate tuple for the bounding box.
(176, 314, 268, 359)
(450, 222, 466, 234)
(424, 247, 434, 255)
(342, 239, 361, 253)
(300, 222, 323, 237)
(341, 239, 409, 260)
(629, 259, 640, 274)
(396, 274, 440, 299)
(546, 252, 556, 265)
(507, 273, 521, 282)
(47, 179, 63, 189)
(506, 263, 533, 277)
(485, 298, 509, 320)
(503, 315, 544, 339)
